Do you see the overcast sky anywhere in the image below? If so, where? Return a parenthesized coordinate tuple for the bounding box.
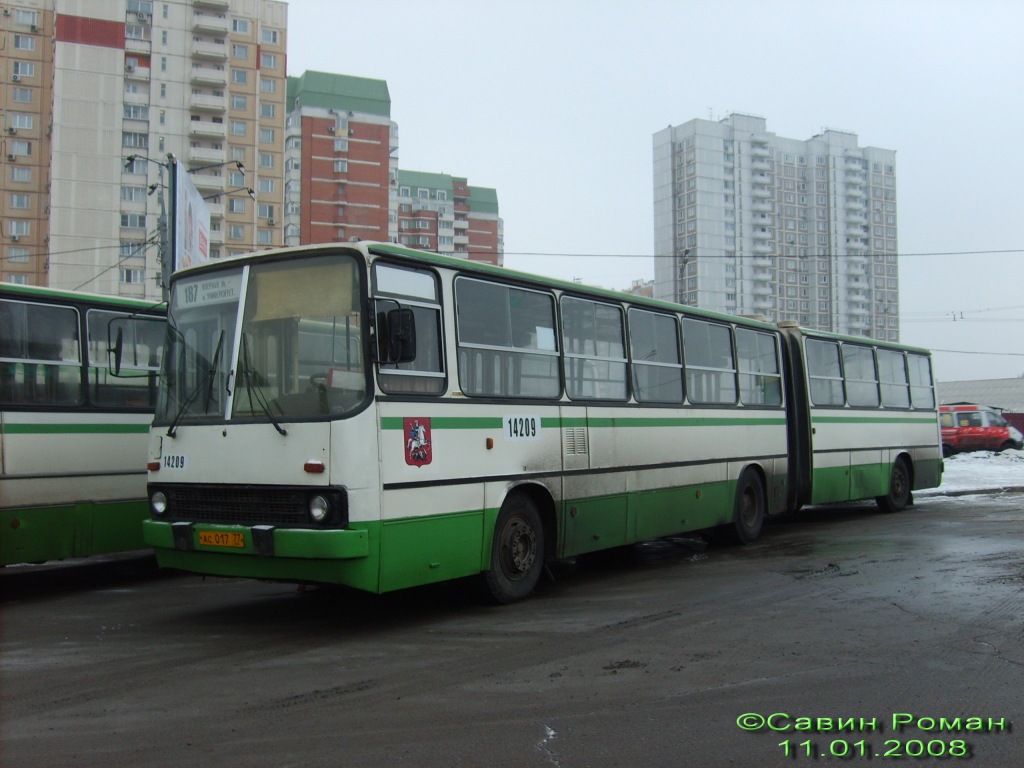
(286, 0, 1024, 383)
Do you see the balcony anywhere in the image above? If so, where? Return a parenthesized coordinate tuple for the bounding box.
(194, 0, 230, 7)
(752, 201, 773, 213)
(191, 40, 228, 60)
(124, 64, 150, 81)
(189, 121, 227, 140)
(192, 14, 229, 35)
(190, 66, 227, 87)
(189, 92, 226, 113)
(753, 228, 773, 240)
(750, 142, 771, 158)
(188, 172, 226, 193)
(188, 146, 226, 165)
(751, 159, 772, 172)
(753, 242, 773, 254)
(753, 296, 774, 310)
(752, 186, 772, 199)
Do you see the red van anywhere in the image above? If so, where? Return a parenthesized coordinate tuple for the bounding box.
(939, 404, 1023, 457)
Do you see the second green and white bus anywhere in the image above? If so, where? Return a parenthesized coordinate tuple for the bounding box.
(143, 243, 941, 603)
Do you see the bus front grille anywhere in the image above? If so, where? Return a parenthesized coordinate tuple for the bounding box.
(154, 484, 346, 528)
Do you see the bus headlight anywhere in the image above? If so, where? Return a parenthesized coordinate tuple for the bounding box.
(309, 495, 330, 523)
(151, 491, 168, 516)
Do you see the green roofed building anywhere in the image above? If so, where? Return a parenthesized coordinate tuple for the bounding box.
(283, 71, 501, 265)
(395, 170, 503, 266)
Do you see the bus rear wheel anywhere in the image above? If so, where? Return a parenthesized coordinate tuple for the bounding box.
(484, 495, 545, 604)
(876, 457, 911, 513)
(728, 468, 765, 544)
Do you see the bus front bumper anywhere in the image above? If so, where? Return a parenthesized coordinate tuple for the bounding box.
(142, 519, 369, 560)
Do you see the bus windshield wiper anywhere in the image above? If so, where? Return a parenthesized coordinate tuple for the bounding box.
(240, 334, 287, 436)
(167, 330, 224, 438)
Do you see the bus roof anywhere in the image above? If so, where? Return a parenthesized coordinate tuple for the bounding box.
(0, 282, 165, 313)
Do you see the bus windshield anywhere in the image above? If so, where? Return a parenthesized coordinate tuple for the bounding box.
(157, 253, 367, 427)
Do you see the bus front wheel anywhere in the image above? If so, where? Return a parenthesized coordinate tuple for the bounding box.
(876, 457, 911, 513)
(728, 468, 766, 544)
(484, 495, 545, 605)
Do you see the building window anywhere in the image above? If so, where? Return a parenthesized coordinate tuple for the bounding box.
(230, 120, 246, 136)
(259, 128, 274, 143)
(231, 94, 247, 110)
(256, 229, 273, 245)
(12, 61, 35, 78)
(260, 53, 276, 69)
(120, 268, 145, 285)
(123, 104, 149, 120)
(10, 140, 32, 156)
(257, 204, 274, 219)
(120, 186, 146, 202)
(334, 159, 348, 173)
(228, 197, 245, 214)
(259, 152, 273, 168)
(15, 9, 39, 26)
(231, 44, 248, 58)
(260, 77, 276, 94)
(120, 213, 146, 229)
(9, 194, 30, 209)
(258, 179, 274, 194)
(122, 132, 148, 149)
(9, 220, 31, 237)
(260, 103, 275, 118)
(12, 87, 32, 103)
(8, 247, 30, 263)
(232, 70, 247, 85)
(261, 28, 278, 44)
(232, 18, 250, 34)
(10, 167, 31, 183)
(13, 35, 36, 51)
(227, 224, 244, 240)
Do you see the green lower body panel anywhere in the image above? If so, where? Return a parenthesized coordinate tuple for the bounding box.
(562, 480, 735, 558)
(2, 500, 148, 566)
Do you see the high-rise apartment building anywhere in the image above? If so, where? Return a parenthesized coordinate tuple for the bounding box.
(283, 70, 396, 248)
(653, 113, 900, 341)
(394, 170, 502, 265)
(1, 0, 288, 299)
(284, 70, 502, 264)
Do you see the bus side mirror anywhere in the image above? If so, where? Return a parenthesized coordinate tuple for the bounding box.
(110, 327, 124, 376)
(385, 308, 417, 364)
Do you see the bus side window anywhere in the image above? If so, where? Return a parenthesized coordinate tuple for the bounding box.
(0, 299, 82, 406)
(877, 349, 910, 408)
(736, 328, 782, 406)
(628, 308, 683, 403)
(805, 339, 844, 406)
(682, 318, 736, 405)
(907, 353, 935, 409)
(561, 296, 627, 401)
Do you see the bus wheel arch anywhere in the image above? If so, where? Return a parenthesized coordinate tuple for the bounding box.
(876, 454, 913, 513)
(483, 486, 552, 605)
(728, 465, 767, 544)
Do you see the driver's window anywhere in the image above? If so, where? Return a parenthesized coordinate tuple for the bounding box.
(373, 262, 445, 395)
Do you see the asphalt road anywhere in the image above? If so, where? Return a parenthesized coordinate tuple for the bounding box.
(3, 492, 1023, 767)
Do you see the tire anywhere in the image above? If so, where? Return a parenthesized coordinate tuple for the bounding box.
(876, 456, 911, 513)
(483, 495, 545, 604)
(998, 441, 1015, 453)
(727, 468, 766, 544)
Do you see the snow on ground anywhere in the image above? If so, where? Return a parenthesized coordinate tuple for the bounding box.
(921, 448, 1024, 495)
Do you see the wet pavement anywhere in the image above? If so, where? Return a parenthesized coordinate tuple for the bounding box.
(2, 492, 1023, 767)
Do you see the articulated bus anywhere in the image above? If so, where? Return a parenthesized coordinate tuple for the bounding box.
(142, 243, 941, 603)
(1, 284, 165, 566)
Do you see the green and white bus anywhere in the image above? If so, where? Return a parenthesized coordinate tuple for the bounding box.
(143, 243, 941, 602)
(1, 284, 165, 566)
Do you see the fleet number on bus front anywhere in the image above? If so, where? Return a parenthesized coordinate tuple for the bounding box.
(504, 415, 541, 440)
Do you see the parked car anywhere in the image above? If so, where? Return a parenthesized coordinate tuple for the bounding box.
(939, 404, 1024, 456)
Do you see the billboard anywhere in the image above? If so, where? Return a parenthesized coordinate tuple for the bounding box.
(173, 161, 211, 272)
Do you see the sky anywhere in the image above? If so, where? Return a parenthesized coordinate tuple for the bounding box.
(285, 0, 1024, 383)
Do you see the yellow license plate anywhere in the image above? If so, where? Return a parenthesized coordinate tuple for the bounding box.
(198, 530, 246, 549)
